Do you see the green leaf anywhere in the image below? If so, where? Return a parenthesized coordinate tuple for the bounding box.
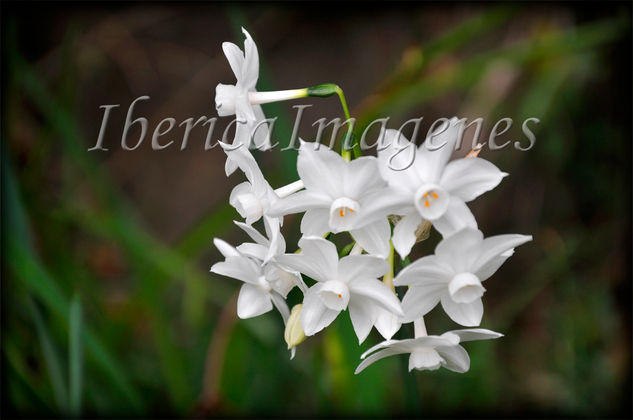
(69, 294, 84, 416)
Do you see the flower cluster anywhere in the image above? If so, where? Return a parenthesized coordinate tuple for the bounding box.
(211, 28, 531, 374)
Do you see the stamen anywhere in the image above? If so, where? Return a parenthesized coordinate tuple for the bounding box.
(337, 294, 342, 298)
(339, 209, 344, 217)
(424, 201, 430, 207)
(423, 193, 428, 198)
(432, 192, 439, 199)
(349, 208, 354, 213)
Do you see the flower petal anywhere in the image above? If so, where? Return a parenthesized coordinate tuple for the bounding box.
(449, 328, 503, 342)
(275, 236, 338, 283)
(234, 220, 268, 245)
(240, 28, 259, 89)
(393, 254, 452, 287)
(441, 158, 507, 202)
(270, 291, 290, 322)
(348, 297, 378, 344)
(221, 41, 244, 81)
(297, 141, 346, 197)
(415, 117, 461, 183)
(343, 156, 385, 198)
(213, 238, 240, 258)
(236, 243, 267, 260)
(374, 308, 402, 340)
(434, 227, 483, 272)
(349, 219, 391, 258)
(220, 142, 267, 193)
(436, 344, 470, 373)
(471, 234, 533, 280)
(237, 283, 272, 319)
(300, 283, 340, 335)
(355, 347, 409, 374)
(267, 190, 331, 217)
(432, 197, 478, 238)
(211, 256, 261, 285)
(440, 294, 484, 327)
(400, 285, 443, 322)
(338, 255, 389, 283)
(300, 208, 330, 236)
(377, 129, 422, 192)
(392, 212, 423, 260)
(250, 104, 271, 150)
(348, 278, 404, 317)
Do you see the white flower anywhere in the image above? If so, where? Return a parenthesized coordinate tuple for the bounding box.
(377, 118, 507, 259)
(210, 237, 291, 320)
(274, 236, 404, 343)
(268, 141, 399, 258)
(393, 228, 532, 326)
(234, 216, 302, 297)
(355, 325, 503, 374)
(216, 28, 307, 175)
(222, 142, 303, 225)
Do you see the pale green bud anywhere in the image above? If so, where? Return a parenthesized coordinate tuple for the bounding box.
(284, 304, 306, 349)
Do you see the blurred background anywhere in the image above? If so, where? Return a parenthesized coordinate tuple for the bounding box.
(2, 1, 631, 417)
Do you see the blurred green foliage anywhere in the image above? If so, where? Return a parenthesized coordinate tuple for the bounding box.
(1, 2, 630, 417)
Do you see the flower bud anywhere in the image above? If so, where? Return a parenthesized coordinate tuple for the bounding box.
(284, 304, 306, 349)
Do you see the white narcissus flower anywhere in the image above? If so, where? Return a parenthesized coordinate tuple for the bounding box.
(210, 237, 291, 320)
(377, 118, 508, 259)
(216, 28, 307, 175)
(234, 216, 303, 297)
(274, 236, 404, 343)
(268, 141, 400, 258)
(355, 318, 503, 374)
(394, 228, 532, 326)
(222, 142, 303, 225)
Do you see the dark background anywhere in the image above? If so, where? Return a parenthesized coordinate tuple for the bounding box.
(2, 1, 631, 417)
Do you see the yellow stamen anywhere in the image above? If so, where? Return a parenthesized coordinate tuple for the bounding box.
(349, 208, 354, 213)
(423, 193, 428, 198)
(339, 209, 344, 217)
(432, 192, 438, 199)
(337, 294, 342, 298)
(424, 201, 430, 207)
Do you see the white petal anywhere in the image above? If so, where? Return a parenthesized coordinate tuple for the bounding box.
(236, 243, 267, 260)
(220, 142, 268, 193)
(377, 129, 422, 192)
(436, 344, 470, 373)
(240, 28, 259, 89)
(213, 238, 240, 258)
(267, 190, 331, 217)
(349, 219, 391, 258)
(338, 255, 389, 284)
(415, 117, 461, 183)
(275, 236, 338, 282)
(354, 347, 409, 374)
(348, 297, 378, 344)
(348, 278, 404, 317)
(393, 254, 452, 287)
(392, 212, 423, 259)
(471, 234, 532, 280)
(221, 41, 244, 81)
(211, 256, 260, 285)
(357, 188, 413, 226)
(400, 285, 443, 322)
(374, 308, 402, 340)
(432, 197, 478, 238)
(250, 104, 271, 150)
(441, 158, 507, 202)
(300, 209, 330, 236)
(297, 141, 345, 197)
(300, 284, 340, 335)
(361, 338, 416, 359)
(234, 220, 268, 245)
(449, 328, 503, 342)
(343, 156, 385, 198)
(435, 227, 483, 272)
(225, 155, 239, 176)
(270, 292, 290, 322)
(237, 283, 272, 318)
(440, 294, 484, 327)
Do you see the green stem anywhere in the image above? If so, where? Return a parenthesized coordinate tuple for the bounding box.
(382, 241, 395, 293)
(307, 84, 361, 160)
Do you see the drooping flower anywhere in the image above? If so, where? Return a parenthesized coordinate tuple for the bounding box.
(376, 118, 508, 259)
(210, 235, 292, 319)
(222, 142, 303, 225)
(394, 228, 532, 326)
(268, 141, 401, 257)
(216, 28, 307, 175)
(355, 318, 503, 374)
(274, 236, 404, 343)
